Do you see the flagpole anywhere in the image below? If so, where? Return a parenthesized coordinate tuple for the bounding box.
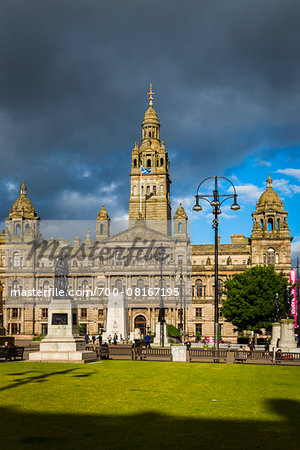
(140, 169, 142, 216)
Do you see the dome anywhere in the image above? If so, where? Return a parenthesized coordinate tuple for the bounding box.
(142, 84, 160, 129)
(97, 205, 110, 220)
(174, 203, 187, 219)
(142, 106, 160, 126)
(8, 182, 38, 219)
(257, 174, 283, 210)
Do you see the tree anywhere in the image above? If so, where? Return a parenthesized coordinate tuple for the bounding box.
(221, 265, 289, 333)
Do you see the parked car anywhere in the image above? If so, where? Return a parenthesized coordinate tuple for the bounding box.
(203, 336, 224, 344)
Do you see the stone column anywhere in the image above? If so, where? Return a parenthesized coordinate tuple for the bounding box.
(279, 319, 297, 351)
(270, 322, 281, 349)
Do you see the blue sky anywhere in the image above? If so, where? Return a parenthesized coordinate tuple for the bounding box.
(0, 1, 299, 266)
(174, 149, 300, 266)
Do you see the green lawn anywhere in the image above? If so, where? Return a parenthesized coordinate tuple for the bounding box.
(0, 361, 299, 449)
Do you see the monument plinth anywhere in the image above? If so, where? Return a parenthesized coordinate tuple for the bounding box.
(29, 251, 96, 363)
(153, 322, 168, 346)
(270, 322, 281, 349)
(103, 293, 128, 341)
(171, 345, 187, 362)
(278, 319, 297, 352)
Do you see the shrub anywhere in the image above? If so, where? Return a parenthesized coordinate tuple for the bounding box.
(32, 334, 45, 341)
(167, 324, 180, 338)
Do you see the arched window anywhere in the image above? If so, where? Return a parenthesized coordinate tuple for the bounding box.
(133, 159, 137, 167)
(115, 279, 123, 293)
(275, 253, 279, 264)
(137, 279, 144, 289)
(261, 219, 264, 230)
(159, 278, 167, 289)
(134, 315, 146, 335)
(218, 279, 223, 297)
(43, 281, 50, 296)
(137, 249, 144, 265)
(12, 280, 19, 290)
(12, 280, 20, 296)
(195, 279, 203, 297)
(82, 280, 89, 289)
(160, 158, 164, 166)
(133, 185, 137, 196)
(178, 222, 182, 233)
(267, 248, 275, 264)
(25, 223, 30, 233)
(153, 186, 156, 195)
(100, 224, 104, 235)
(16, 223, 21, 237)
(268, 218, 273, 231)
(277, 219, 280, 230)
(146, 186, 150, 195)
(147, 159, 151, 168)
(13, 252, 21, 268)
(115, 251, 123, 266)
(160, 185, 163, 194)
(141, 185, 144, 196)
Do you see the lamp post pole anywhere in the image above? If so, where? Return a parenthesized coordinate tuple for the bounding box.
(158, 245, 165, 347)
(193, 176, 240, 351)
(179, 265, 183, 342)
(213, 177, 219, 351)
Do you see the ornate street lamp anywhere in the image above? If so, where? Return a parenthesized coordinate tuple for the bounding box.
(193, 176, 240, 351)
(157, 245, 166, 347)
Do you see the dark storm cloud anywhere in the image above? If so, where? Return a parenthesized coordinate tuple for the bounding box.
(0, 0, 300, 220)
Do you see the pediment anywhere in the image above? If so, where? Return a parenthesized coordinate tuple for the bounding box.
(105, 224, 173, 243)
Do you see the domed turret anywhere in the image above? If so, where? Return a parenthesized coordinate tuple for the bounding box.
(251, 174, 291, 271)
(96, 205, 110, 240)
(141, 84, 160, 142)
(97, 205, 110, 220)
(174, 203, 188, 238)
(257, 174, 283, 211)
(8, 181, 38, 220)
(174, 203, 187, 220)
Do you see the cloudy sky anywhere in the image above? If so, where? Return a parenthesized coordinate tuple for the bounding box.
(0, 0, 299, 264)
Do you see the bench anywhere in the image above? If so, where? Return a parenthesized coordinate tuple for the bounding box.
(234, 351, 248, 363)
(0, 346, 24, 361)
(137, 348, 172, 361)
(108, 345, 133, 360)
(189, 349, 227, 363)
(275, 352, 300, 365)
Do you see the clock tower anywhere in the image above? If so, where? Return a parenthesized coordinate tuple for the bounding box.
(129, 85, 172, 235)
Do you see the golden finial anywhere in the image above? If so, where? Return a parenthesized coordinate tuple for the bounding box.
(147, 83, 155, 107)
(266, 173, 273, 187)
(20, 180, 27, 197)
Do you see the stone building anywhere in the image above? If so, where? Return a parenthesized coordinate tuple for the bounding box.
(0, 88, 292, 340)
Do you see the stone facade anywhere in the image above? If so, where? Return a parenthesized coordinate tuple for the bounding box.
(0, 88, 292, 341)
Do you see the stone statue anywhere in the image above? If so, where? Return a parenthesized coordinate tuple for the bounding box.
(283, 287, 292, 319)
(274, 293, 280, 322)
(54, 250, 69, 298)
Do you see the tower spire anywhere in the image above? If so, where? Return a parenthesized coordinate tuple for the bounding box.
(147, 83, 155, 107)
(266, 173, 273, 187)
(20, 180, 27, 198)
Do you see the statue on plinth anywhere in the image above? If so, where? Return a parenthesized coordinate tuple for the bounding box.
(274, 293, 280, 322)
(54, 250, 69, 298)
(283, 287, 292, 319)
